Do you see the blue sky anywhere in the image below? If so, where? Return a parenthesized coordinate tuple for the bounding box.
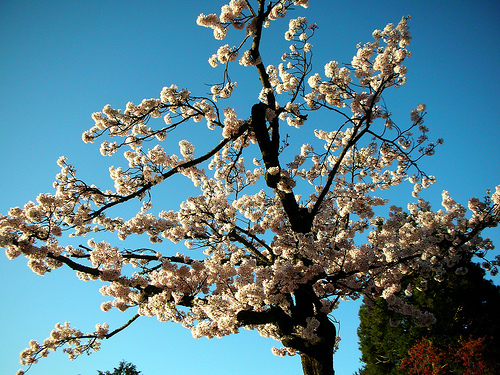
(1, 1, 499, 374)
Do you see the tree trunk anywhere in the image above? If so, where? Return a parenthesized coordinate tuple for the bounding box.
(300, 350, 335, 375)
(295, 313, 337, 375)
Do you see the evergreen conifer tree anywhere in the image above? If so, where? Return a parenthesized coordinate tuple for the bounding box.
(97, 360, 141, 375)
(357, 258, 500, 374)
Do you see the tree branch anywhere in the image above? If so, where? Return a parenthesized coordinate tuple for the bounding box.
(87, 123, 249, 221)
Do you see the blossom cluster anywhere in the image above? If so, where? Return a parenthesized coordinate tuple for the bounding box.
(19, 322, 108, 367)
(197, 0, 309, 40)
(196, 0, 248, 40)
(304, 16, 412, 121)
(83, 84, 225, 158)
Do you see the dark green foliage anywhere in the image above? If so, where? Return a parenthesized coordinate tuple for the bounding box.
(357, 258, 500, 374)
(97, 360, 142, 375)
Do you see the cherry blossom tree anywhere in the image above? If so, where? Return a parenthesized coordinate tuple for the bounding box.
(1, 1, 499, 375)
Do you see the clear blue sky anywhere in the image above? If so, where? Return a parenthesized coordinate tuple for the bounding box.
(1, 1, 499, 374)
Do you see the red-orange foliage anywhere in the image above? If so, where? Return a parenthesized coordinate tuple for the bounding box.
(400, 336, 493, 375)
(399, 339, 446, 375)
(453, 337, 489, 375)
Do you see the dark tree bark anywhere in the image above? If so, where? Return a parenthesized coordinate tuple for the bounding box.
(296, 314, 337, 375)
(238, 290, 337, 375)
(301, 352, 334, 375)
(248, 101, 336, 374)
